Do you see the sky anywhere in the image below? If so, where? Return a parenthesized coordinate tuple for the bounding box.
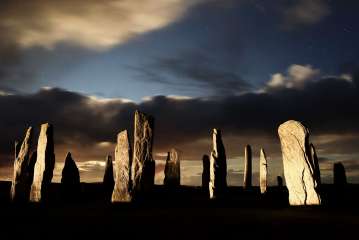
(1, 0, 359, 185)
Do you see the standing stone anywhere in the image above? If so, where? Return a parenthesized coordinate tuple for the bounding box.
(310, 143, 321, 185)
(277, 176, 283, 187)
(11, 127, 33, 202)
(163, 148, 181, 187)
(334, 162, 347, 185)
(27, 151, 37, 187)
(202, 155, 210, 192)
(61, 153, 80, 187)
(103, 155, 114, 190)
(112, 130, 132, 202)
(278, 120, 321, 205)
(243, 145, 252, 189)
(30, 123, 55, 202)
(259, 148, 268, 194)
(209, 128, 227, 199)
(131, 110, 155, 197)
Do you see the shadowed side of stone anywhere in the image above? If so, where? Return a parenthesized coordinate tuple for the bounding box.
(260, 148, 267, 194)
(61, 152, 81, 201)
(278, 120, 321, 206)
(164, 148, 181, 188)
(131, 110, 155, 198)
(334, 162, 347, 186)
(244, 144, 252, 189)
(103, 155, 114, 201)
(30, 123, 55, 202)
(310, 143, 321, 186)
(11, 127, 33, 202)
(277, 176, 283, 187)
(112, 130, 132, 202)
(209, 128, 227, 199)
(202, 154, 210, 195)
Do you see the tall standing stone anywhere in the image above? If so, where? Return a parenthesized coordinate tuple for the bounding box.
(112, 130, 132, 202)
(202, 155, 210, 192)
(334, 162, 347, 185)
(103, 155, 114, 188)
(243, 145, 252, 189)
(11, 127, 33, 202)
(209, 128, 227, 199)
(310, 143, 321, 185)
(278, 120, 321, 205)
(163, 148, 181, 187)
(61, 153, 80, 186)
(259, 148, 268, 194)
(131, 110, 155, 197)
(30, 123, 55, 202)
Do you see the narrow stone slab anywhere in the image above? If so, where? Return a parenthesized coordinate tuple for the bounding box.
(259, 148, 268, 194)
(112, 130, 132, 202)
(30, 123, 55, 202)
(103, 155, 114, 188)
(131, 110, 155, 197)
(11, 127, 33, 202)
(310, 143, 321, 185)
(202, 154, 210, 192)
(278, 120, 321, 205)
(61, 152, 80, 186)
(209, 128, 227, 199)
(334, 162, 347, 185)
(243, 144, 252, 189)
(163, 148, 181, 187)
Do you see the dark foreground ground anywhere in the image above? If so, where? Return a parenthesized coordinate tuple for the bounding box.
(0, 182, 358, 240)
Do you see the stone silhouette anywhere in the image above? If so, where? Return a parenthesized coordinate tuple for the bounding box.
(334, 162, 347, 185)
(30, 123, 55, 202)
(103, 155, 114, 199)
(112, 130, 132, 202)
(243, 145, 252, 189)
(131, 110, 155, 198)
(277, 176, 283, 187)
(259, 148, 268, 194)
(209, 129, 227, 199)
(310, 143, 321, 185)
(11, 127, 33, 202)
(278, 120, 321, 205)
(61, 152, 81, 200)
(164, 148, 181, 187)
(202, 154, 210, 193)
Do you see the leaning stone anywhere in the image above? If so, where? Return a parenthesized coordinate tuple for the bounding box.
(11, 127, 33, 202)
(334, 162, 347, 185)
(163, 148, 181, 187)
(30, 123, 55, 202)
(278, 120, 321, 205)
(310, 143, 321, 185)
(202, 155, 210, 192)
(243, 145, 252, 189)
(209, 128, 227, 199)
(259, 148, 268, 194)
(131, 110, 155, 197)
(112, 130, 132, 202)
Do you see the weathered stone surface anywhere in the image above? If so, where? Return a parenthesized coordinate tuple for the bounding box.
(259, 148, 268, 194)
(112, 130, 132, 202)
(334, 162, 347, 185)
(30, 123, 55, 202)
(11, 127, 33, 202)
(202, 155, 210, 192)
(131, 110, 155, 197)
(163, 148, 181, 187)
(209, 128, 227, 199)
(61, 152, 80, 186)
(278, 120, 321, 205)
(243, 145, 252, 189)
(277, 176, 283, 187)
(310, 143, 321, 185)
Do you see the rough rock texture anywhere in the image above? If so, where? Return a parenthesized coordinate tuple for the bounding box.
(11, 127, 33, 202)
(112, 130, 132, 202)
(278, 120, 321, 205)
(310, 143, 321, 185)
(202, 155, 210, 192)
(131, 110, 155, 197)
(30, 123, 55, 202)
(243, 145, 252, 189)
(334, 162, 347, 185)
(103, 155, 114, 190)
(277, 176, 283, 187)
(163, 148, 181, 187)
(259, 148, 268, 194)
(209, 129, 227, 199)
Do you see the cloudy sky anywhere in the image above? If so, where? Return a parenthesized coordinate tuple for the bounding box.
(1, 0, 359, 185)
